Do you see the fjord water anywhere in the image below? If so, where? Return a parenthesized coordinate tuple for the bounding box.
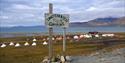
(1, 26, 125, 33)
(0, 26, 125, 38)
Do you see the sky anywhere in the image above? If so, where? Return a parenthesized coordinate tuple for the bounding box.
(0, 0, 125, 27)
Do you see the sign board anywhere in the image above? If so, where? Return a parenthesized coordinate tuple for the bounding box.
(45, 13, 69, 28)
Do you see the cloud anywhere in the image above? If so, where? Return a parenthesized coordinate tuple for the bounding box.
(0, 16, 9, 19)
(12, 4, 34, 9)
(0, 0, 125, 27)
(86, 7, 97, 11)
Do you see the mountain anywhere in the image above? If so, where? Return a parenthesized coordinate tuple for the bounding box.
(70, 17, 125, 27)
(113, 17, 125, 26)
(1, 17, 124, 28)
(87, 17, 118, 26)
(0, 26, 47, 33)
(0, 17, 125, 33)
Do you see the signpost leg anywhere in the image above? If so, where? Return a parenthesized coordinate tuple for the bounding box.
(48, 28, 53, 62)
(63, 27, 66, 55)
(48, 3, 53, 62)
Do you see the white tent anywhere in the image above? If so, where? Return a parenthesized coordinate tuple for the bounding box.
(95, 34, 99, 37)
(52, 37, 55, 40)
(102, 34, 114, 37)
(66, 36, 70, 39)
(84, 34, 92, 38)
(15, 43, 20, 47)
(43, 41, 48, 45)
(73, 35, 79, 39)
(1, 43, 6, 48)
(9, 42, 14, 46)
(47, 37, 55, 40)
(47, 37, 49, 40)
(56, 37, 62, 40)
(24, 42, 29, 46)
(79, 35, 84, 38)
(33, 38, 37, 41)
(32, 42, 36, 46)
(43, 38, 46, 41)
(102, 34, 107, 37)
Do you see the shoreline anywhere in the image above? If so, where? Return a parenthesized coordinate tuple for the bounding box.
(0, 32, 125, 38)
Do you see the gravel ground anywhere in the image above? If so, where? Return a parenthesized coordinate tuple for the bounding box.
(71, 48, 125, 63)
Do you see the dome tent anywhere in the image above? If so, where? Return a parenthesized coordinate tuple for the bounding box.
(24, 42, 29, 46)
(33, 38, 37, 41)
(43, 41, 48, 45)
(15, 43, 20, 47)
(32, 42, 36, 46)
(1, 43, 6, 48)
(9, 42, 14, 46)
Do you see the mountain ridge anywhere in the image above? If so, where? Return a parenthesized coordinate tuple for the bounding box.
(0, 17, 125, 28)
(70, 17, 125, 27)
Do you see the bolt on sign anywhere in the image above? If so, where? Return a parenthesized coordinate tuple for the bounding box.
(45, 13, 69, 28)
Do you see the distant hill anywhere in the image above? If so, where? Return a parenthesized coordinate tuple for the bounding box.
(70, 17, 125, 27)
(113, 17, 125, 26)
(0, 17, 125, 33)
(0, 26, 47, 33)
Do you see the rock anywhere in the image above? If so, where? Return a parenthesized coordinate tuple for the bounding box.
(42, 56, 49, 63)
(60, 56, 66, 63)
(65, 56, 72, 62)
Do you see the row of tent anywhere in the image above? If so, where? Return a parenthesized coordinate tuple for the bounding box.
(73, 33, 115, 39)
(0, 41, 48, 48)
(32, 33, 115, 41)
(1, 33, 115, 48)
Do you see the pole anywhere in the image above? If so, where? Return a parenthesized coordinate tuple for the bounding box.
(63, 27, 66, 55)
(48, 3, 53, 62)
(49, 3, 53, 14)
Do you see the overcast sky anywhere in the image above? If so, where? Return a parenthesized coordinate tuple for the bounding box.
(0, 0, 125, 27)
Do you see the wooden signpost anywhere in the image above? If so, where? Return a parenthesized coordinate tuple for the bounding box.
(48, 3, 53, 62)
(45, 3, 69, 62)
